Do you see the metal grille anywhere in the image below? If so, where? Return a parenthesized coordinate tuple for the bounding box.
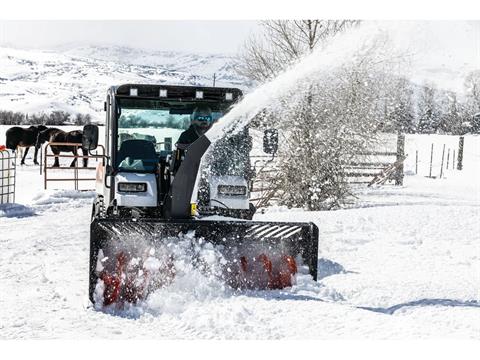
(0, 149, 16, 204)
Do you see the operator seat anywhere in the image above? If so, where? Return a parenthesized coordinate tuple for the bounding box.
(117, 139, 158, 172)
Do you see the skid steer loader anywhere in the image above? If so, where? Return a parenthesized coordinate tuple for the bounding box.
(84, 84, 319, 308)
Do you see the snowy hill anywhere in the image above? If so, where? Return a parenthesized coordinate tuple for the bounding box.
(0, 45, 251, 121)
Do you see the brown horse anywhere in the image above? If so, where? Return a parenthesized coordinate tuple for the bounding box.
(36, 128, 88, 168)
(5, 125, 48, 165)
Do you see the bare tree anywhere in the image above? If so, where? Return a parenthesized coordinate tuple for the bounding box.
(238, 20, 359, 82)
(237, 20, 412, 210)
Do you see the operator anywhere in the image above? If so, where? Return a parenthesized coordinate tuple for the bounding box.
(176, 105, 214, 147)
(172, 105, 214, 176)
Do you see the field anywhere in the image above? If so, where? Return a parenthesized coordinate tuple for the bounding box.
(0, 126, 479, 339)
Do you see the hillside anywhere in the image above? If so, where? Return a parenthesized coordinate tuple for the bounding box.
(0, 45, 251, 121)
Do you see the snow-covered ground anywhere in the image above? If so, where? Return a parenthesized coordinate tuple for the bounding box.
(1, 133, 479, 339)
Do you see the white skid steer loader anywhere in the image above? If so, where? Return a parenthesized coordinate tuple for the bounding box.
(84, 84, 319, 308)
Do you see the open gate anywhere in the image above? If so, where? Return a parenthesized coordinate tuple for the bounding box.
(41, 142, 105, 190)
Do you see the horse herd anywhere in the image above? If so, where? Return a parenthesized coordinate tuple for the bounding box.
(5, 125, 89, 167)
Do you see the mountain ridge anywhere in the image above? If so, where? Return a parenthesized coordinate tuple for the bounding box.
(0, 45, 252, 121)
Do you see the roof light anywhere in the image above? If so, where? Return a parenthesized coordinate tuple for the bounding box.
(196, 90, 204, 99)
(159, 89, 168, 97)
(130, 88, 138, 96)
(225, 92, 233, 101)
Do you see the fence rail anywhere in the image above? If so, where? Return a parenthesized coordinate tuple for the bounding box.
(250, 133, 406, 208)
(43, 142, 105, 190)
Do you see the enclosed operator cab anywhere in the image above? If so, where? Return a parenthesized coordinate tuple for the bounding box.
(95, 84, 254, 219)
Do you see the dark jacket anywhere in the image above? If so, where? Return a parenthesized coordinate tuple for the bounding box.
(177, 125, 200, 146)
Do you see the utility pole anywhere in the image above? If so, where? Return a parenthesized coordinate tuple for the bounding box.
(213, 73, 216, 87)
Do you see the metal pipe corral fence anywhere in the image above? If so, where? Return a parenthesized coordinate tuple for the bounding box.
(0, 148, 16, 204)
(43, 142, 105, 190)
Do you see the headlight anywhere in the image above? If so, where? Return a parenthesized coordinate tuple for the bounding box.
(217, 185, 247, 196)
(118, 182, 147, 193)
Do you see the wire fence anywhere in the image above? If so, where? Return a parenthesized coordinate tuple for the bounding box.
(411, 136, 464, 179)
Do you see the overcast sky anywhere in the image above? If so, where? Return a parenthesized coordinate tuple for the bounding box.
(0, 20, 260, 54)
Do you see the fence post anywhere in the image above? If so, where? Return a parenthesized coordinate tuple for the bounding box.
(12, 151, 16, 203)
(428, 143, 434, 178)
(415, 150, 418, 175)
(395, 133, 405, 185)
(39, 145, 43, 175)
(440, 144, 446, 178)
(44, 143, 48, 190)
(457, 136, 464, 170)
(446, 148, 450, 170)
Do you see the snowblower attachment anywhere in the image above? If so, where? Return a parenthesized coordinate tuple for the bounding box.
(89, 218, 318, 307)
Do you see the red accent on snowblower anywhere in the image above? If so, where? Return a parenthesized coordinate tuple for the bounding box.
(100, 252, 127, 306)
(239, 253, 297, 289)
(99, 250, 176, 307)
(270, 255, 297, 289)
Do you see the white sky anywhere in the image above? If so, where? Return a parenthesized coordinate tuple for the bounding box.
(0, 20, 260, 54)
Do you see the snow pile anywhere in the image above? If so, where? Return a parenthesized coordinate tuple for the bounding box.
(92, 231, 232, 315)
(31, 189, 95, 212)
(93, 230, 342, 318)
(0, 203, 36, 218)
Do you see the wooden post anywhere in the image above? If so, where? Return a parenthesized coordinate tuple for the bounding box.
(428, 143, 434, 178)
(395, 133, 405, 185)
(457, 136, 464, 170)
(453, 149, 456, 170)
(440, 144, 446, 178)
(446, 148, 450, 170)
(415, 150, 418, 175)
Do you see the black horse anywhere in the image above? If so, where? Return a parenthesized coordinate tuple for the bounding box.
(36, 128, 88, 168)
(5, 125, 48, 165)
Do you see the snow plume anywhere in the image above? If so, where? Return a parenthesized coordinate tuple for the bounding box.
(205, 21, 479, 210)
(209, 21, 479, 140)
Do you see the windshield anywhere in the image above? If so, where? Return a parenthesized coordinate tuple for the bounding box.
(118, 108, 189, 152)
(115, 99, 225, 172)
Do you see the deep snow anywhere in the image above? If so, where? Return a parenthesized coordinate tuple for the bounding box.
(0, 133, 479, 339)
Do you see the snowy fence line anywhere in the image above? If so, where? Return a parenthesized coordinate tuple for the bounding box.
(250, 134, 406, 208)
(0, 147, 16, 204)
(413, 136, 464, 179)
